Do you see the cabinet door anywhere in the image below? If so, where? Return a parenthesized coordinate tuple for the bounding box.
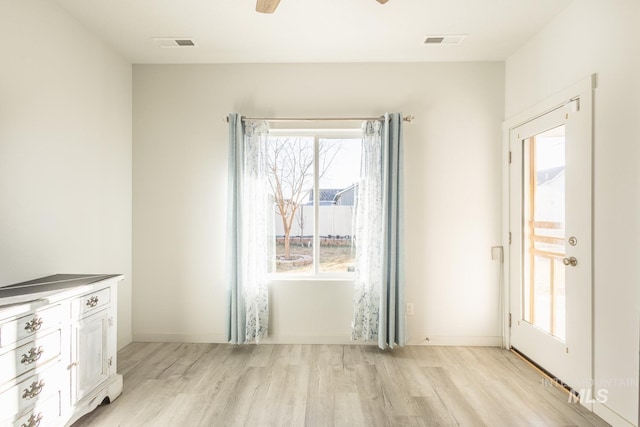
(71, 309, 109, 403)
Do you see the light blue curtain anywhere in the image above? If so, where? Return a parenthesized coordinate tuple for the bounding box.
(380, 112, 405, 349)
(226, 113, 270, 344)
(352, 113, 405, 350)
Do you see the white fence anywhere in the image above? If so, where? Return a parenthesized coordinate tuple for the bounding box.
(273, 205, 354, 237)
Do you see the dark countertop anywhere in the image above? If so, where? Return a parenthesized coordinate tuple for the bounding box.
(0, 274, 121, 299)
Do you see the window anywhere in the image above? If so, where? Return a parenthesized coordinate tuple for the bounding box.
(267, 129, 362, 276)
(228, 113, 404, 345)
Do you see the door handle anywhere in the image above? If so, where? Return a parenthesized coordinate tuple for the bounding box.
(563, 257, 578, 267)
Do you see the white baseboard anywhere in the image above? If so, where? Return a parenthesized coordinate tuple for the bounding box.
(261, 335, 373, 345)
(593, 401, 636, 427)
(132, 332, 501, 347)
(117, 332, 133, 350)
(406, 335, 503, 347)
(132, 333, 368, 345)
(132, 332, 227, 343)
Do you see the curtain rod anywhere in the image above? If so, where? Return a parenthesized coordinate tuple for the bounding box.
(226, 115, 415, 123)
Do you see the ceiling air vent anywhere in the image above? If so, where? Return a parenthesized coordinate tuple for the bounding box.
(423, 34, 468, 46)
(153, 38, 198, 48)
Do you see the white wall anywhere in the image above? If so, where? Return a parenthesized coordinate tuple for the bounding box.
(505, 0, 640, 424)
(132, 62, 504, 346)
(0, 1, 133, 349)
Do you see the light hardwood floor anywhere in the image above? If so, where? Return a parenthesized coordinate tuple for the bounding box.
(73, 343, 610, 427)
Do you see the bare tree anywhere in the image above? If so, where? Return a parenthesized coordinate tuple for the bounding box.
(267, 138, 340, 259)
(297, 205, 305, 243)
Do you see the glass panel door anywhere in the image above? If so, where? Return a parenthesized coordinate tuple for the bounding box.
(522, 125, 566, 341)
(508, 77, 593, 400)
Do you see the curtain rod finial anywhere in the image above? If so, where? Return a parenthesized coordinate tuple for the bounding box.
(403, 115, 415, 123)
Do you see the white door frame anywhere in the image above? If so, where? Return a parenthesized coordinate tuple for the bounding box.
(501, 75, 595, 383)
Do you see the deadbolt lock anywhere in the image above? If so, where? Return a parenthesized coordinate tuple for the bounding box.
(568, 236, 578, 246)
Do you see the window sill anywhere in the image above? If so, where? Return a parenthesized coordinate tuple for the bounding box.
(267, 274, 354, 284)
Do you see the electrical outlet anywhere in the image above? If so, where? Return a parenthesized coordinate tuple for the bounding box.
(406, 303, 414, 316)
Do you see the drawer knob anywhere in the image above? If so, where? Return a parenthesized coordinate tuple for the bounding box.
(86, 296, 99, 307)
(24, 317, 44, 333)
(22, 380, 45, 399)
(21, 346, 44, 365)
(21, 412, 43, 427)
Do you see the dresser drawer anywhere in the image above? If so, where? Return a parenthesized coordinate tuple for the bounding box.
(10, 390, 61, 427)
(0, 364, 63, 423)
(0, 304, 62, 348)
(0, 330, 61, 386)
(72, 287, 110, 318)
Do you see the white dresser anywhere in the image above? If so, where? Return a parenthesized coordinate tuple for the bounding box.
(0, 274, 123, 427)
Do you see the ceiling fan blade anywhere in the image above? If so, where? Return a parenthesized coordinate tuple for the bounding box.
(376, 0, 389, 3)
(256, 0, 281, 13)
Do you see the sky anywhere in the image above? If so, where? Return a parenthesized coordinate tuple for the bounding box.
(319, 138, 362, 190)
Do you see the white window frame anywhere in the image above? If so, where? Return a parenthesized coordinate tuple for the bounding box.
(267, 127, 362, 280)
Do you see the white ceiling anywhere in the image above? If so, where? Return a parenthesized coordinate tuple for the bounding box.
(52, 0, 572, 64)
